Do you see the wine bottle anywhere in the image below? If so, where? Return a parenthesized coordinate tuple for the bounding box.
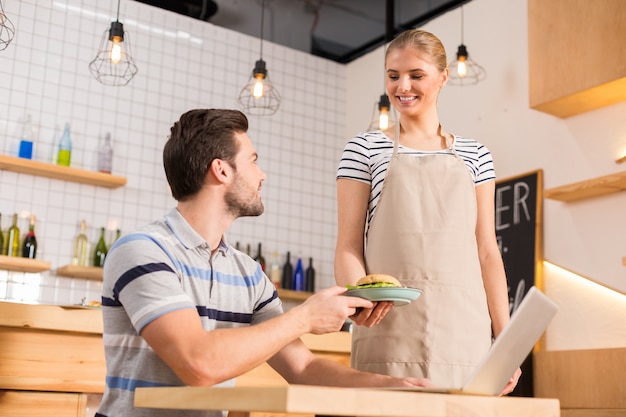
(269, 251, 281, 289)
(22, 215, 37, 259)
(0, 213, 4, 255)
(246, 243, 251, 257)
(293, 258, 304, 291)
(254, 242, 266, 272)
(305, 257, 316, 293)
(97, 132, 113, 173)
(18, 114, 34, 159)
(73, 219, 89, 266)
(57, 122, 72, 166)
(235, 241, 240, 251)
(6, 213, 20, 257)
(280, 251, 293, 290)
(93, 227, 108, 267)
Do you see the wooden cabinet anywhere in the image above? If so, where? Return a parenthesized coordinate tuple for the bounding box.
(528, 0, 626, 118)
(534, 348, 626, 417)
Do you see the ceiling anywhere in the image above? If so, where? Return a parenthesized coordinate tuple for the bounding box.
(133, 0, 469, 63)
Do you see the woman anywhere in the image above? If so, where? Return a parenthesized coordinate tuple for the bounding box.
(335, 29, 520, 394)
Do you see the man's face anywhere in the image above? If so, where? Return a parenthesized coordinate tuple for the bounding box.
(224, 132, 266, 218)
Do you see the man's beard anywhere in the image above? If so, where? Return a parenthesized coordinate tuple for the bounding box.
(224, 175, 264, 218)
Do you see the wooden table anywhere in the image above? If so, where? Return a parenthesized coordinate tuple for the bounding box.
(135, 384, 560, 417)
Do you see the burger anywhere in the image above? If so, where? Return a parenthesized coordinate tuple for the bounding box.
(347, 274, 402, 290)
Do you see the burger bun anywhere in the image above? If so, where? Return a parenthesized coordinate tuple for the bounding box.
(356, 274, 402, 288)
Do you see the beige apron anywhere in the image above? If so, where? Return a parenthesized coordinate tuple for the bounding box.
(351, 128, 491, 387)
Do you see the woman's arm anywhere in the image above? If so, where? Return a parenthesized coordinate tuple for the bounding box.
(334, 178, 370, 286)
(475, 180, 510, 337)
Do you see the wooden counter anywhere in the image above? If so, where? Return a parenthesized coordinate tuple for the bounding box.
(135, 385, 561, 417)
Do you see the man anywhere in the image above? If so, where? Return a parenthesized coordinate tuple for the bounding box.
(95, 109, 430, 417)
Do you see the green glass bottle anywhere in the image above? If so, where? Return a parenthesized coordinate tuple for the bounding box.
(93, 227, 108, 267)
(22, 215, 37, 259)
(73, 219, 88, 266)
(6, 213, 20, 257)
(57, 122, 72, 167)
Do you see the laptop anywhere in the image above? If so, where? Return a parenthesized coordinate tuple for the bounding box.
(398, 286, 558, 396)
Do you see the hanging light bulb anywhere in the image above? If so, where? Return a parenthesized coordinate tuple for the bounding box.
(88, 0, 138, 86)
(0, 0, 16, 51)
(237, 0, 280, 116)
(447, 6, 486, 86)
(369, 93, 395, 131)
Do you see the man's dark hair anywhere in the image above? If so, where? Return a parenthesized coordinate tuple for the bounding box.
(163, 109, 249, 201)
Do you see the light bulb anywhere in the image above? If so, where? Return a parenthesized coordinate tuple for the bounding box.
(110, 39, 122, 64)
(378, 108, 390, 130)
(457, 58, 467, 78)
(252, 75, 265, 98)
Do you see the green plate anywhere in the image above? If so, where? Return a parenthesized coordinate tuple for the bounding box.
(345, 287, 423, 307)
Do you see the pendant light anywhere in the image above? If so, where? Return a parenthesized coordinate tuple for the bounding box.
(368, 0, 395, 131)
(237, 0, 280, 116)
(0, 0, 15, 51)
(447, 6, 485, 86)
(88, 0, 138, 86)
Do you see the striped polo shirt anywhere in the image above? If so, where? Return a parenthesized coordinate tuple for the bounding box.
(337, 130, 496, 229)
(96, 208, 283, 417)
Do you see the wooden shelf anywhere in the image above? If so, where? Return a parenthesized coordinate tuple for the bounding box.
(0, 255, 51, 272)
(56, 265, 103, 281)
(277, 288, 313, 301)
(544, 171, 626, 202)
(0, 155, 126, 189)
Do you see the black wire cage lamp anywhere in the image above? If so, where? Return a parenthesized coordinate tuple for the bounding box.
(447, 6, 486, 86)
(0, 0, 16, 51)
(88, 0, 138, 86)
(237, 0, 280, 116)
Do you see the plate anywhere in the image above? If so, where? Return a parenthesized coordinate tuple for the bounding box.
(345, 287, 423, 307)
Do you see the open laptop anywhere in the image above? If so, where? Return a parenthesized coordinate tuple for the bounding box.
(400, 286, 558, 396)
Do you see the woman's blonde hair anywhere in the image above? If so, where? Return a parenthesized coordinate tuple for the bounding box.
(385, 29, 448, 73)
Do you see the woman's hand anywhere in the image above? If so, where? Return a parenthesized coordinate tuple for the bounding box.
(349, 301, 394, 327)
(499, 367, 522, 396)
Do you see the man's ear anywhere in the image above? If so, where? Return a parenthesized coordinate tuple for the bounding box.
(209, 159, 233, 185)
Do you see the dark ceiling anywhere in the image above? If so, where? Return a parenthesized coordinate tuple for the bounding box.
(133, 0, 469, 63)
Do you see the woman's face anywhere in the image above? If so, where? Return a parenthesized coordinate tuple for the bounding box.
(385, 47, 448, 118)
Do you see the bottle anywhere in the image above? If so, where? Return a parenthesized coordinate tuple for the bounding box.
(73, 219, 89, 266)
(235, 241, 240, 251)
(6, 213, 20, 257)
(18, 114, 34, 159)
(0, 213, 4, 254)
(269, 251, 281, 289)
(93, 227, 108, 267)
(254, 242, 266, 272)
(246, 243, 251, 257)
(97, 132, 113, 173)
(57, 122, 72, 166)
(293, 258, 304, 291)
(305, 257, 316, 293)
(114, 228, 121, 242)
(280, 251, 293, 290)
(22, 215, 37, 259)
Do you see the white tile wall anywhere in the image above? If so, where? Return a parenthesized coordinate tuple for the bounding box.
(0, 0, 347, 305)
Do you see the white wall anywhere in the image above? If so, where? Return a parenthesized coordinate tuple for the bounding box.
(0, 0, 347, 304)
(345, 0, 626, 349)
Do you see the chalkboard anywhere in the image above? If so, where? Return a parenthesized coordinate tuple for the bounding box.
(495, 170, 543, 397)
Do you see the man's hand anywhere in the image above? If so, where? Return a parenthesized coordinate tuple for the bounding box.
(295, 286, 374, 334)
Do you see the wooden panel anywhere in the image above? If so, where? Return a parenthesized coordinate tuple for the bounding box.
(0, 255, 51, 272)
(562, 411, 626, 417)
(0, 390, 86, 417)
(0, 301, 103, 334)
(544, 171, 626, 202)
(534, 348, 626, 408)
(0, 327, 105, 393)
(528, 0, 626, 117)
(135, 385, 561, 417)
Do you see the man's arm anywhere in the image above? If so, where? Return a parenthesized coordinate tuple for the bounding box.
(140, 286, 375, 386)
